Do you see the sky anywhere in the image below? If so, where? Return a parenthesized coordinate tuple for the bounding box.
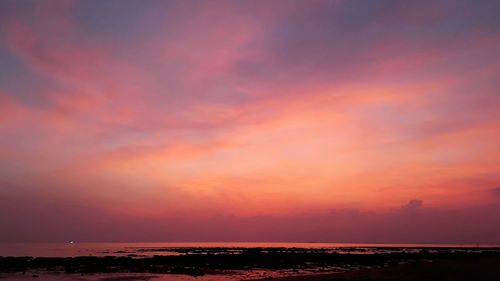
(1, 0, 500, 243)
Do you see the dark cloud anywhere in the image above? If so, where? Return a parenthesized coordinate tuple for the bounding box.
(401, 199, 423, 211)
(493, 187, 500, 197)
(1, 191, 500, 244)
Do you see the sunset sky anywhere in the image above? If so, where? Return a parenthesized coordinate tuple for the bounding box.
(1, 0, 500, 243)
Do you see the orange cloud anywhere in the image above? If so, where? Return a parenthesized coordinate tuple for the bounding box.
(1, 0, 499, 227)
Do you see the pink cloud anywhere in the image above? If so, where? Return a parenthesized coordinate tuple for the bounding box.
(1, 0, 500, 242)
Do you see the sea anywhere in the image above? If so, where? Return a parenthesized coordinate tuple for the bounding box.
(0, 242, 498, 257)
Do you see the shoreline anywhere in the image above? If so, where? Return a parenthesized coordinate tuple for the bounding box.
(250, 256, 500, 281)
(2, 248, 500, 280)
(2, 255, 500, 281)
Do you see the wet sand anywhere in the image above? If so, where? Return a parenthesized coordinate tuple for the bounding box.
(1, 247, 500, 280)
(2, 256, 500, 281)
(252, 256, 500, 281)
(0, 273, 235, 281)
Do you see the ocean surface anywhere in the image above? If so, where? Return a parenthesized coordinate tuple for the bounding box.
(1, 242, 498, 257)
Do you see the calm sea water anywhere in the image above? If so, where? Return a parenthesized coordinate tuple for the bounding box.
(0, 242, 498, 257)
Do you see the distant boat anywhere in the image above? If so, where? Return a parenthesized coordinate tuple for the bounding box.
(69, 241, 75, 244)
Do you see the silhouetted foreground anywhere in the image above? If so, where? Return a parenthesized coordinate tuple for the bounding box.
(252, 256, 500, 281)
(1, 247, 500, 278)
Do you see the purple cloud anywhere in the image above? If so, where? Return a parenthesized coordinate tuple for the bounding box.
(493, 187, 500, 197)
(401, 200, 423, 211)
